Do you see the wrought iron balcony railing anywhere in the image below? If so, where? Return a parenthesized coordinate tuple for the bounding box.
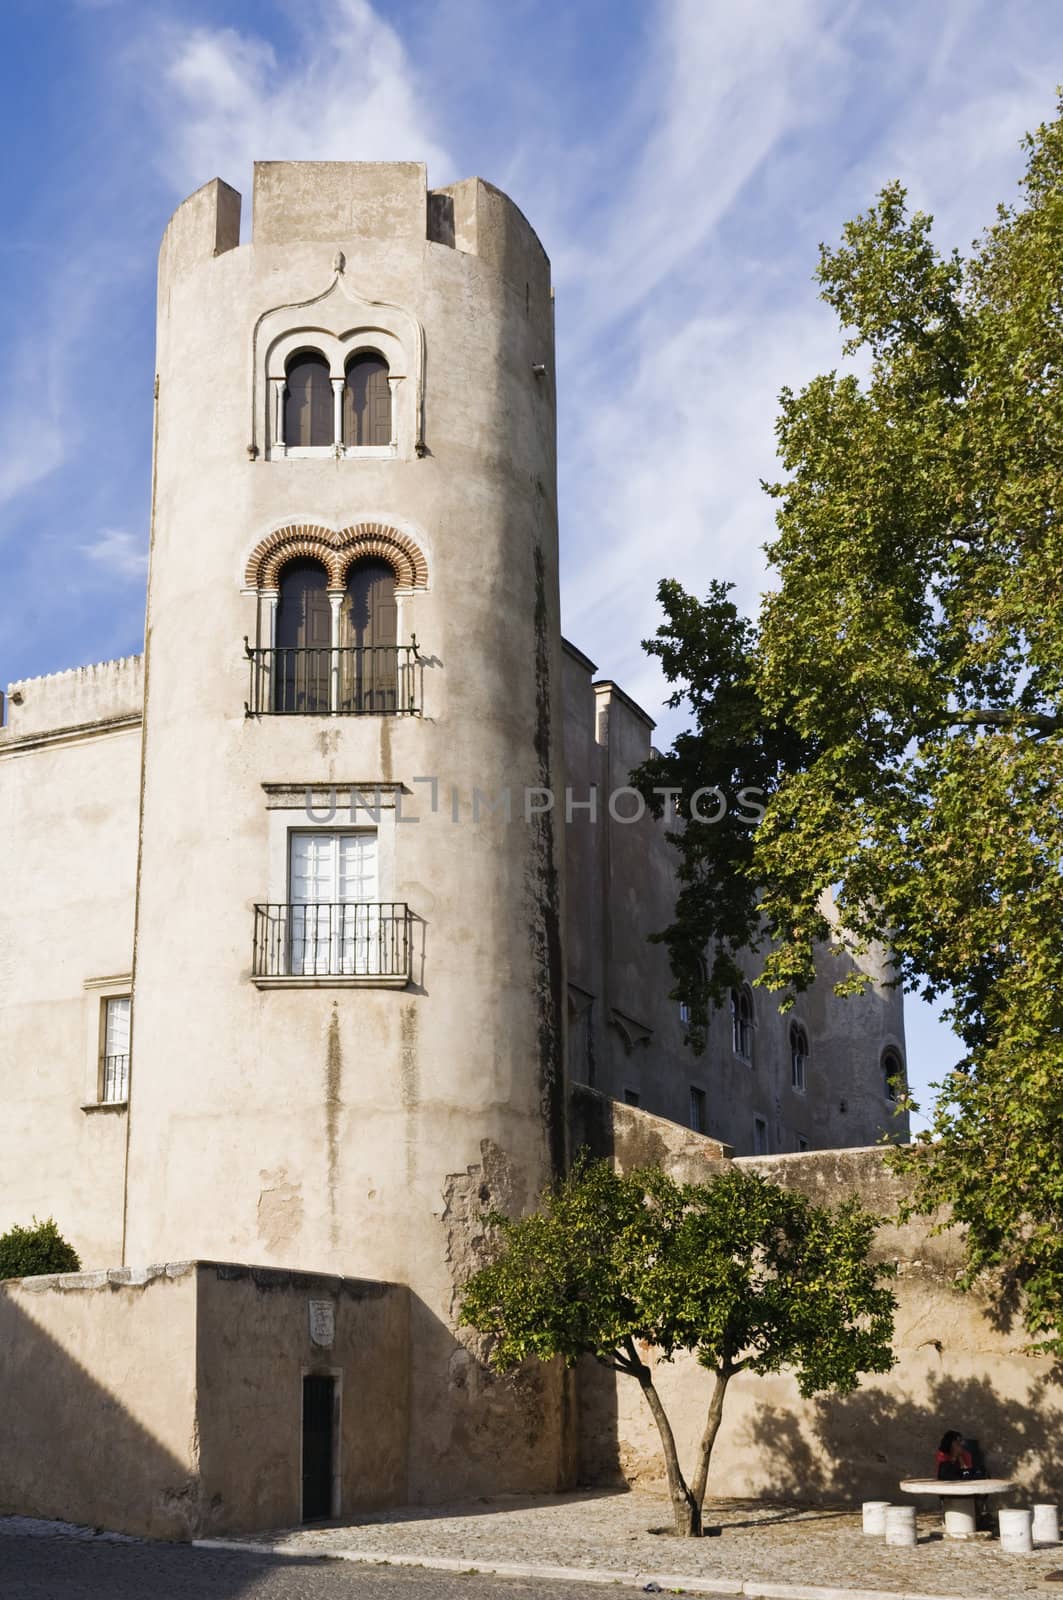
(100, 1053, 129, 1103)
(245, 642, 421, 716)
(253, 902, 411, 982)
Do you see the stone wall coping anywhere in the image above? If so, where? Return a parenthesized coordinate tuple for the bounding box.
(1, 1259, 401, 1297)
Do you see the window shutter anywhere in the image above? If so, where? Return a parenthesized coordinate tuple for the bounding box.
(285, 355, 332, 446)
(366, 362, 391, 446)
(344, 354, 391, 446)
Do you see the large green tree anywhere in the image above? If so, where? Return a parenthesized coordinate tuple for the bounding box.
(460, 1159, 895, 1536)
(635, 104, 1063, 1356)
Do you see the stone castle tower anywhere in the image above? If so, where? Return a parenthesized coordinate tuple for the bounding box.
(0, 162, 910, 1537)
(128, 162, 570, 1495)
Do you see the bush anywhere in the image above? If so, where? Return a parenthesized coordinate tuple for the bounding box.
(0, 1217, 81, 1280)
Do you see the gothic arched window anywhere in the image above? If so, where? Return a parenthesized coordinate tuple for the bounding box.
(730, 985, 754, 1061)
(284, 352, 333, 447)
(341, 557, 398, 712)
(882, 1048, 904, 1102)
(790, 1023, 808, 1092)
(274, 559, 331, 713)
(344, 352, 391, 447)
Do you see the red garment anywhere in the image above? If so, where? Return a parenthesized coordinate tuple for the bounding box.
(936, 1447, 973, 1473)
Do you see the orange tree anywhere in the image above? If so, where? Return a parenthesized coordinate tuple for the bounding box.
(460, 1158, 895, 1536)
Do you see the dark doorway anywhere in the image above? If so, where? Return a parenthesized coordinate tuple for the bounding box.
(301, 1374, 336, 1521)
(275, 559, 331, 713)
(341, 557, 398, 712)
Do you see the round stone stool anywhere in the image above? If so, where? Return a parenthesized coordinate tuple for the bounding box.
(862, 1501, 891, 1535)
(885, 1505, 917, 1547)
(999, 1507, 1033, 1553)
(1033, 1503, 1060, 1545)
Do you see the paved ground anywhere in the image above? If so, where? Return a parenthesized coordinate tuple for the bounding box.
(0, 1528, 616, 1600)
(5, 1493, 1063, 1599)
(217, 1489, 1063, 1598)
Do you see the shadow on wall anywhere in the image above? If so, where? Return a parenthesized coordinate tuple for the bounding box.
(739, 1370, 1063, 1503)
(0, 1286, 207, 1540)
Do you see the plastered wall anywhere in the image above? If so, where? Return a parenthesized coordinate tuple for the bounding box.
(578, 1139, 1063, 1504)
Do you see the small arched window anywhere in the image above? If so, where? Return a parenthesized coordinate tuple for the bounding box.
(790, 1023, 808, 1092)
(274, 559, 331, 713)
(344, 352, 391, 447)
(882, 1048, 904, 1102)
(284, 352, 333, 447)
(730, 986, 754, 1060)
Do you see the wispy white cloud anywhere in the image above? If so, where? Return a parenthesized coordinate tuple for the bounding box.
(146, 0, 453, 208)
(80, 529, 148, 580)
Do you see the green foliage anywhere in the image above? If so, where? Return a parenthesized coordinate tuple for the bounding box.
(634, 100, 1063, 1356)
(0, 1217, 81, 1280)
(460, 1158, 894, 1529)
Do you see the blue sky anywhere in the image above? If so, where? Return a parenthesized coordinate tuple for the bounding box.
(3, 0, 1060, 1127)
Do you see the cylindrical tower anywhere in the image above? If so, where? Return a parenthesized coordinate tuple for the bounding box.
(125, 163, 569, 1497)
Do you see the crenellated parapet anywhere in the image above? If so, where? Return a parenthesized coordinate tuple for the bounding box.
(1, 654, 144, 744)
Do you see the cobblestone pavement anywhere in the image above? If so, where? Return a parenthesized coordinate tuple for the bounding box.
(0, 1526, 615, 1600)
(223, 1490, 1063, 1597)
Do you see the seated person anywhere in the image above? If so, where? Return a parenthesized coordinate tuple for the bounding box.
(936, 1429, 975, 1479)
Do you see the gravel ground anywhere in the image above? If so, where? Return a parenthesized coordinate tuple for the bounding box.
(221, 1490, 1063, 1597)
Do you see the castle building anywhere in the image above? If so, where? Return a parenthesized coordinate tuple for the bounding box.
(0, 164, 905, 1536)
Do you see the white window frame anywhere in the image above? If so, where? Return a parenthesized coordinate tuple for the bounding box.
(81, 974, 132, 1112)
(265, 328, 406, 462)
(256, 784, 408, 990)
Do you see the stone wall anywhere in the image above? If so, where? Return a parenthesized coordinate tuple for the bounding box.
(2, 655, 143, 741)
(0, 1260, 409, 1538)
(577, 1138, 1063, 1504)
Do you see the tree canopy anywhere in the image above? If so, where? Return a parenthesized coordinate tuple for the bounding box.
(634, 102, 1063, 1356)
(460, 1158, 895, 1535)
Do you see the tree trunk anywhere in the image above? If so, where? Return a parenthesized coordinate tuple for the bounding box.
(635, 1367, 702, 1536)
(689, 1367, 732, 1524)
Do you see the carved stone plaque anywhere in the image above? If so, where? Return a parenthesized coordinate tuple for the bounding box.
(308, 1299, 335, 1348)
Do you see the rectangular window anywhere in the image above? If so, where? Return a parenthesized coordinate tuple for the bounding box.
(679, 1001, 691, 1026)
(289, 831, 379, 976)
(624, 1089, 640, 1107)
(797, 1135, 809, 1153)
(753, 1115, 768, 1156)
(689, 1087, 706, 1133)
(100, 996, 130, 1103)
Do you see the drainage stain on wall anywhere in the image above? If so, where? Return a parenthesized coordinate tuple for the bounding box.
(326, 1004, 342, 1249)
(400, 1001, 419, 1183)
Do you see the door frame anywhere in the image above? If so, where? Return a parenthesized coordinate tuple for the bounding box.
(300, 1366, 343, 1522)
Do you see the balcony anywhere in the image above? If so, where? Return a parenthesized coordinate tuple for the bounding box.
(245, 643, 421, 716)
(252, 902, 411, 987)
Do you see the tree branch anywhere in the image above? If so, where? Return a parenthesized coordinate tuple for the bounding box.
(945, 708, 1061, 733)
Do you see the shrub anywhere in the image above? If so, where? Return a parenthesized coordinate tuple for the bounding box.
(0, 1217, 81, 1280)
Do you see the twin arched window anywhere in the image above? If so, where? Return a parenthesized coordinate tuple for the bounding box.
(274, 556, 399, 714)
(282, 350, 392, 450)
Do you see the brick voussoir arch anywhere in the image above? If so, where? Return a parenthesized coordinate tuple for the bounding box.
(246, 522, 429, 591)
